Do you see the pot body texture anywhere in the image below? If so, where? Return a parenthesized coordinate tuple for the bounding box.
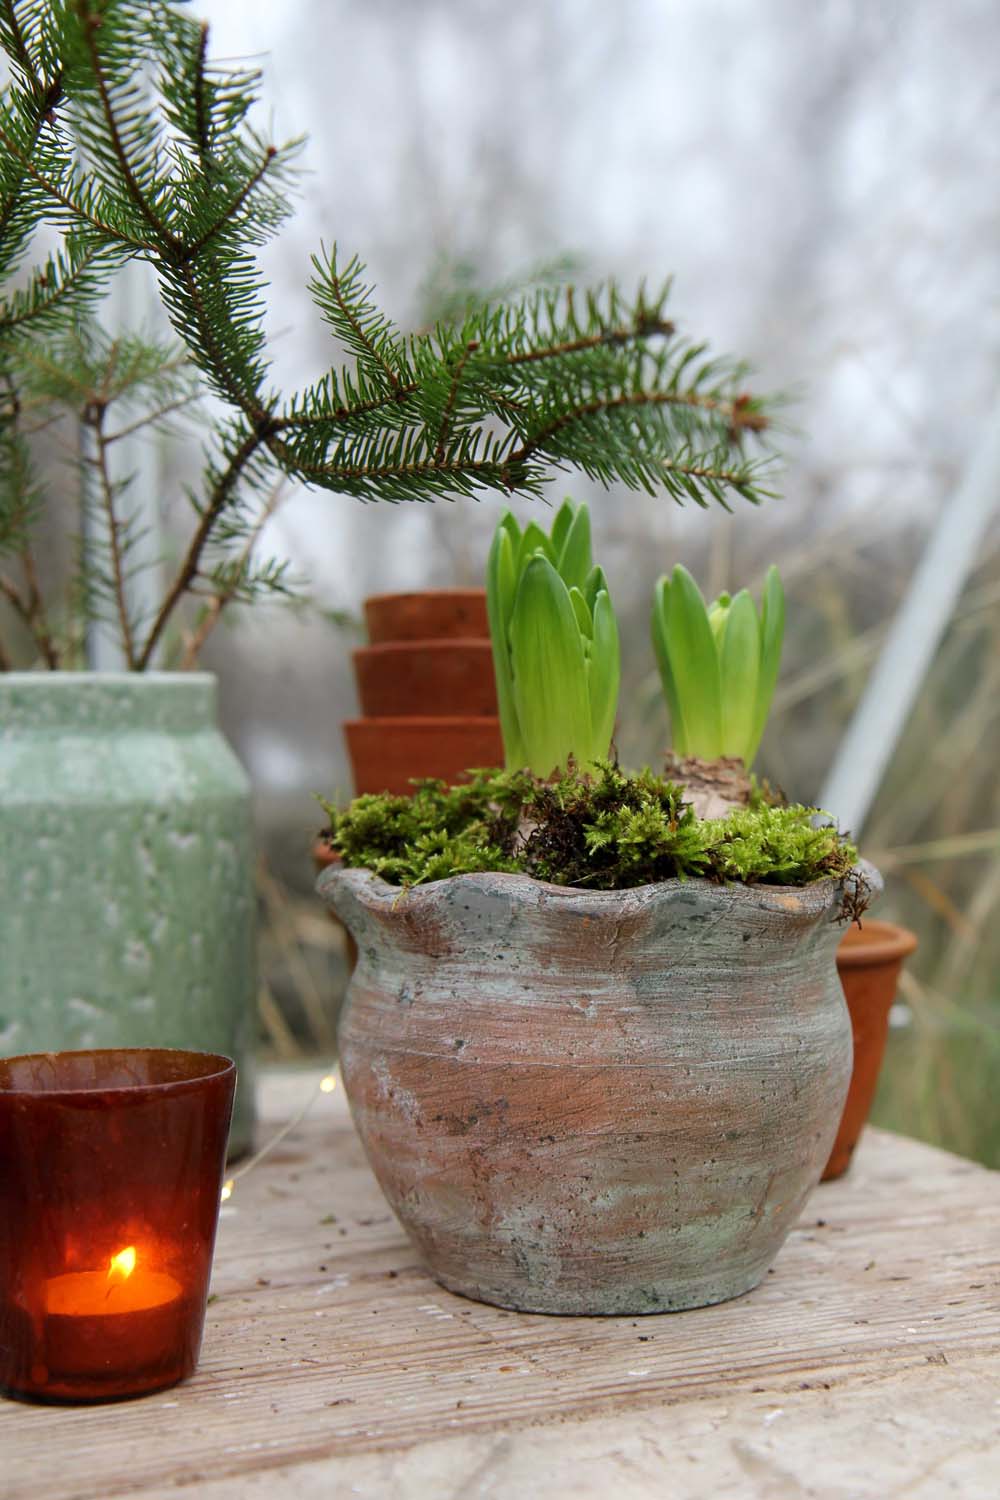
(320, 866, 865, 1314)
(0, 674, 256, 1154)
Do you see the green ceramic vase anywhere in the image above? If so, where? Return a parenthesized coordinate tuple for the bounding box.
(0, 673, 256, 1154)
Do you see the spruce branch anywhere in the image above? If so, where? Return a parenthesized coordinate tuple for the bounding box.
(0, 0, 784, 670)
(0, 568, 58, 665)
(176, 476, 286, 670)
(136, 421, 267, 668)
(85, 396, 137, 666)
(76, 0, 180, 251)
(0, 0, 36, 81)
(175, 145, 276, 264)
(191, 19, 209, 161)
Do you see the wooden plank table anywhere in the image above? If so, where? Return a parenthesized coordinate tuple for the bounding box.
(5, 1067, 1000, 1499)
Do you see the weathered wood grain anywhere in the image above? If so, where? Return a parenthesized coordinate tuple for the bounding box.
(2, 1069, 998, 1500)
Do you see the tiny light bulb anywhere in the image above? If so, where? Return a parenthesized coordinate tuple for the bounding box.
(220, 1179, 234, 1202)
(320, 1075, 336, 1094)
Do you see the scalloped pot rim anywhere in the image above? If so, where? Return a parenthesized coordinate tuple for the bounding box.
(317, 859, 881, 923)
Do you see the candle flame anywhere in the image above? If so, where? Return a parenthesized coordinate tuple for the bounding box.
(220, 1179, 234, 1202)
(107, 1245, 137, 1284)
(320, 1074, 336, 1094)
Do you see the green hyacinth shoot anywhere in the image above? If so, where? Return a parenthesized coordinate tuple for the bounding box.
(486, 500, 620, 778)
(651, 564, 785, 766)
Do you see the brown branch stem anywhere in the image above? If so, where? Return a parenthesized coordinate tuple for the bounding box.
(89, 403, 136, 667)
(192, 22, 210, 161)
(506, 388, 768, 470)
(329, 268, 401, 391)
(274, 383, 419, 430)
(1, 0, 36, 79)
(178, 478, 285, 669)
(177, 147, 276, 264)
(0, 243, 101, 334)
(136, 424, 266, 669)
(175, 260, 261, 420)
(434, 340, 477, 463)
(504, 318, 675, 365)
(0, 119, 155, 250)
(106, 392, 199, 443)
(0, 570, 58, 666)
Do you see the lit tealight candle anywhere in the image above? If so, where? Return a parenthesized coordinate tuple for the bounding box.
(44, 1245, 182, 1317)
(27, 1243, 190, 1393)
(0, 1047, 235, 1403)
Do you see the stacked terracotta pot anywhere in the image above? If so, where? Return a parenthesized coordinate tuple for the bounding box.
(343, 590, 504, 795)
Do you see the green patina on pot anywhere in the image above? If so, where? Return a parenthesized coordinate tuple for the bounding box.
(320, 862, 878, 1315)
(0, 674, 256, 1154)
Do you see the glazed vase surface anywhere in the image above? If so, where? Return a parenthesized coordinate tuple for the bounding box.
(320, 866, 864, 1314)
(0, 674, 256, 1153)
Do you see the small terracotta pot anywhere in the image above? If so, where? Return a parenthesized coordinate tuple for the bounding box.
(822, 919, 918, 1181)
(364, 590, 489, 644)
(353, 640, 498, 719)
(344, 716, 503, 796)
(319, 863, 876, 1315)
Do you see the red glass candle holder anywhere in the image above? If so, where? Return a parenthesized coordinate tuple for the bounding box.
(0, 1048, 235, 1403)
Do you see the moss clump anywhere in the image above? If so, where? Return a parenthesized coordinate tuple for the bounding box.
(320, 763, 860, 897)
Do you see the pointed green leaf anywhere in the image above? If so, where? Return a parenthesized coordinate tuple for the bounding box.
(518, 520, 556, 570)
(509, 555, 591, 777)
(588, 588, 620, 761)
(651, 576, 688, 755)
(718, 589, 760, 762)
(746, 565, 785, 764)
(556, 502, 592, 591)
(568, 585, 593, 639)
(485, 523, 525, 768)
(583, 564, 608, 613)
(550, 499, 575, 558)
(663, 565, 723, 758)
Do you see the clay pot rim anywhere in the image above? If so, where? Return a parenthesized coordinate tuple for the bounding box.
(837, 918, 918, 967)
(320, 859, 880, 924)
(343, 715, 501, 729)
(365, 588, 487, 607)
(353, 639, 494, 660)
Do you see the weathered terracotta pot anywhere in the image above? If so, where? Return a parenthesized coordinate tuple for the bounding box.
(343, 716, 504, 796)
(319, 865, 871, 1315)
(822, 919, 918, 1181)
(353, 640, 497, 718)
(364, 590, 489, 644)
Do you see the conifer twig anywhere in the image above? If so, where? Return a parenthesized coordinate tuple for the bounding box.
(0, 243, 102, 334)
(87, 398, 136, 668)
(504, 318, 675, 364)
(505, 388, 768, 471)
(136, 423, 267, 668)
(79, 3, 181, 254)
(177, 147, 277, 263)
(0, 118, 156, 250)
(0, 570, 58, 665)
(177, 478, 286, 669)
(434, 340, 477, 463)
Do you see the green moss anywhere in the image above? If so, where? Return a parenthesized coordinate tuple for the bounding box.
(320, 763, 861, 897)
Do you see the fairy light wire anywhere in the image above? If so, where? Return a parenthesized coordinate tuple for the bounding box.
(220, 1071, 337, 1203)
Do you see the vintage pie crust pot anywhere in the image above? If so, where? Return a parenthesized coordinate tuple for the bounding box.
(319, 864, 875, 1315)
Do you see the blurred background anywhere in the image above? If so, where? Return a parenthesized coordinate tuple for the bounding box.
(10, 1, 1000, 1160)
